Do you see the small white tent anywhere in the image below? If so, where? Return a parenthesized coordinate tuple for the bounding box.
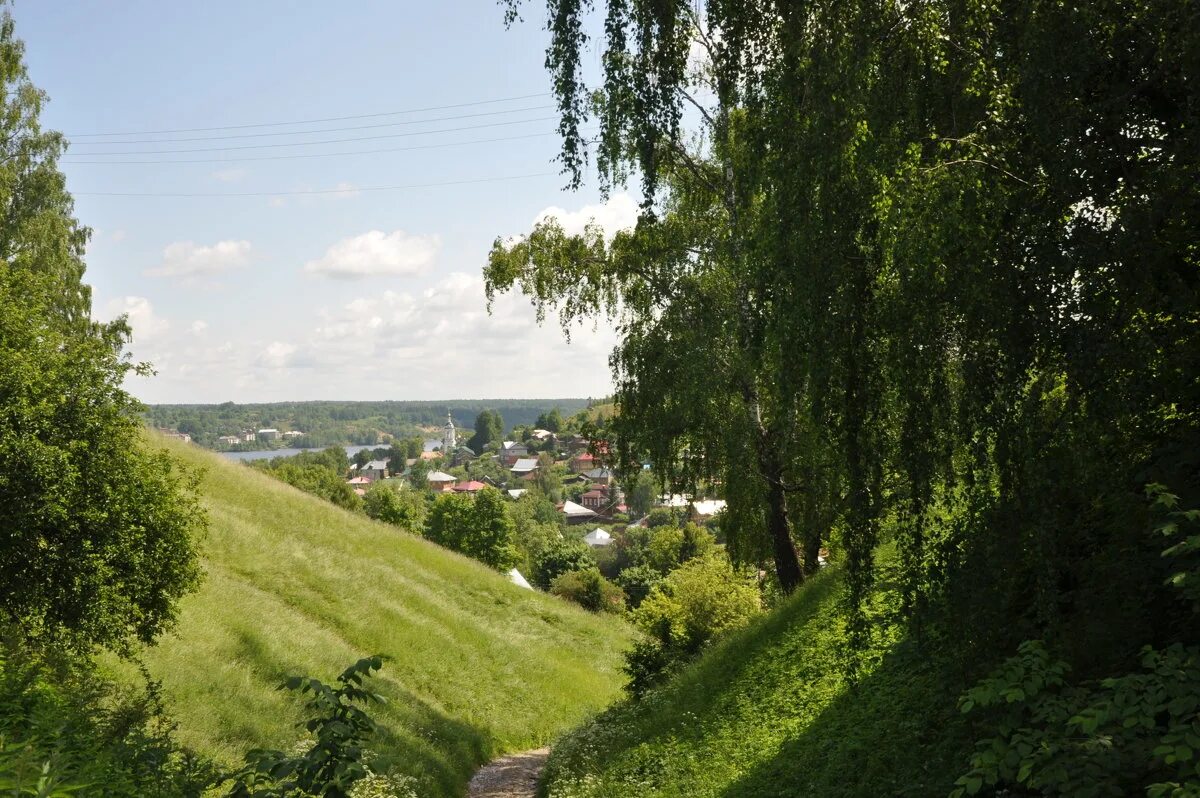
(508, 568, 533, 590)
(583, 527, 613, 547)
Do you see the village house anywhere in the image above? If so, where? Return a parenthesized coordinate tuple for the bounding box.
(584, 467, 614, 483)
(581, 483, 625, 516)
(452, 480, 487, 494)
(499, 440, 529, 467)
(242, 431, 257, 442)
(283, 430, 304, 439)
(257, 428, 280, 442)
(426, 470, 457, 492)
(217, 435, 241, 446)
(558, 499, 598, 524)
(347, 476, 372, 488)
(560, 435, 590, 455)
(450, 446, 477, 468)
(569, 452, 597, 474)
(357, 460, 388, 481)
(510, 457, 539, 478)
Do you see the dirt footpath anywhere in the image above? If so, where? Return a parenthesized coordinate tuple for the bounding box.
(467, 748, 550, 798)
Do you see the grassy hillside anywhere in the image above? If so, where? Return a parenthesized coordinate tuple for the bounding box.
(541, 553, 976, 798)
(120, 437, 632, 798)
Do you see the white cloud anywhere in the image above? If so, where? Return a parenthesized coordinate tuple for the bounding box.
(190, 320, 208, 335)
(211, 168, 246, 183)
(111, 229, 127, 243)
(303, 230, 439, 279)
(257, 341, 297, 368)
(533, 192, 638, 240)
(144, 240, 252, 278)
(328, 181, 359, 200)
(102, 296, 170, 340)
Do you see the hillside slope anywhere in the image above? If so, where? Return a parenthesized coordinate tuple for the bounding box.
(121, 437, 632, 798)
(542, 556, 975, 798)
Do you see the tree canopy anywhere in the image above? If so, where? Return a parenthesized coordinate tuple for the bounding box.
(0, 11, 204, 652)
(490, 0, 1200, 662)
(469, 409, 505, 454)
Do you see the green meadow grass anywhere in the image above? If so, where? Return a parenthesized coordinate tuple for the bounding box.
(117, 437, 632, 798)
(541, 551, 975, 798)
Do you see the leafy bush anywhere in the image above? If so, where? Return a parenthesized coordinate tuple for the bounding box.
(615, 564, 662, 610)
(424, 488, 519, 570)
(953, 641, 1200, 798)
(551, 569, 626, 614)
(1, 265, 206, 653)
(362, 482, 426, 533)
(954, 487, 1200, 797)
(625, 555, 761, 695)
(533, 538, 596, 590)
(644, 524, 715, 575)
(228, 656, 390, 798)
(0, 637, 217, 797)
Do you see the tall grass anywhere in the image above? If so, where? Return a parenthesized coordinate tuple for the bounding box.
(541, 550, 975, 797)
(115, 436, 632, 798)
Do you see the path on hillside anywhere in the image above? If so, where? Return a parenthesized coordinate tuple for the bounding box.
(467, 748, 550, 798)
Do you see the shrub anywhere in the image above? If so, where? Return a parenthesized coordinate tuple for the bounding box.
(0, 637, 218, 797)
(625, 555, 761, 695)
(362, 482, 426, 533)
(424, 488, 519, 570)
(533, 538, 596, 590)
(228, 656, 389, 798)
(551, 569, 626, 614)
(615, 564, 662, 610)
(953, 487, 1200, 798)
(644, 523, 715, 574)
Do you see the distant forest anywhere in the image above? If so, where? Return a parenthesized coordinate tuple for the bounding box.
(143, 399, 594, 450)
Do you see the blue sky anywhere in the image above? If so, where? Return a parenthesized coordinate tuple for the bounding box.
(13, 1, 630, 403)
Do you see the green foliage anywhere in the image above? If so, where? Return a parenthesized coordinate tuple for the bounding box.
(469, 410, 505, 454)
(542, 553, 973, 798)
(535, 408, 563, 433)
(228, 657, 387, 798)
(1149, 484, 1200, 610)
(533, 538, 596, 591)
(643, 524, 715, 575)
(144, 401, 584, 452)
(361, 483, 425, 534)
(614, 564, 662, 611)
(0, 14, 202, 653)
(953, 642, 1200, 798)
(0, 637, 217, 797)
(550, 569, 625, 614)
(953, 490, 1200, 797)
(625, 555, 761, 696)
(405, 459, 431, 491)
(495, 0, 1200, 663)
(255, 453, 361, 513)
(507, 491, 562, 575)
(424, 488, 519, 570)
(624, 472, 657, 521)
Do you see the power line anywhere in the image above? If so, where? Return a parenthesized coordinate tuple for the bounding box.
(72, 171, 560, 198)
(62, 130, 566, 165)
(67, 92, 553, 137)
(70, 115, 559, 156)
(78, 104, 555, 145)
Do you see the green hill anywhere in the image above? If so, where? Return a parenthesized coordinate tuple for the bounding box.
(121, 437, 632, 798)
(541, 551, 976, 798)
